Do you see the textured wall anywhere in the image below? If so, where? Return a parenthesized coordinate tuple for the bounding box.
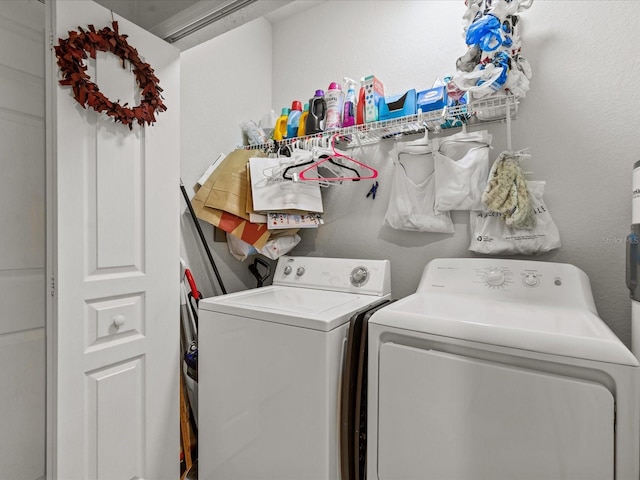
(180, 17, 273, 296)
(267, 1, 640, 346)
(181, 1, 640, 346)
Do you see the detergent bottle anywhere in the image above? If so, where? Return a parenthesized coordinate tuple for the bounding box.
(305, 90, 326, 135)
(324, 82, 344, 130)
(273, 107, 290, 141)
(342, 77, 359, 128)
(356, 84, 366, 124)
(286, 101, 303, 139)
(297, 103, 309, 137)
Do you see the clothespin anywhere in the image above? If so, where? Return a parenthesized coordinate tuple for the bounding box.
(366, 181, 379, 200)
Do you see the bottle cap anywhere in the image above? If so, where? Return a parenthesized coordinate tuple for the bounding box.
(291, 100, 302, 111)
(328, 82, 342, 90)
(315, 90, 324, 97)
(303, 103, 309, 111)
(281, 107, 290, 115)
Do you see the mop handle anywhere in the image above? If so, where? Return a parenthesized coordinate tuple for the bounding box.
(180, 180, 228, 295)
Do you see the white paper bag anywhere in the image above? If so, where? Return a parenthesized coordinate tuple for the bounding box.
(249, 157, 323, 213)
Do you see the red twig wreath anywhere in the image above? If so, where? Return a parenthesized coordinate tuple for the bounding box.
(54, 21, 166, 129)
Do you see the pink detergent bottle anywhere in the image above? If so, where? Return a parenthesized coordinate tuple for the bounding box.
(324, 82, 344, 130)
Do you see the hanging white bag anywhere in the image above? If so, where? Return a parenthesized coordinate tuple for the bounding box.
(432, 130, 492, 212)
(384, 142, 455, 233)
(249, 155, 324, 213)
(469, 181, 561, 255)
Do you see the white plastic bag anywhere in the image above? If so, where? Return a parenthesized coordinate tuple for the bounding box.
(384, 143, 455, 233)
(469, 181, 561, 255)
(432, 130, 492, 212)
(227, 232, 301, 261)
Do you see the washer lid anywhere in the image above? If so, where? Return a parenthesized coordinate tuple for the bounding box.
(199, 285, 388, 331)
(370, 292, 639, 366)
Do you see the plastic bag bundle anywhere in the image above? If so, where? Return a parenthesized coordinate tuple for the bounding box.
(469, 181, 561, 255)
(227, 231, 301, 261)
(453, 0, 534, 100)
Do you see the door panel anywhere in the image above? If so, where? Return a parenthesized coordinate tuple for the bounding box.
(0, 1, 46, 478)
(378, 343, 614, 480)
(46, 1, 180, 478)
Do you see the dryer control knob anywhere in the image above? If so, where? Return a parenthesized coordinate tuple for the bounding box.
(523, 273, 539, 287)
(283, 266, 292, 275)
(350, 267, 369, 287)
(296, 267, 306, 277)
(485, 269, 506, 287)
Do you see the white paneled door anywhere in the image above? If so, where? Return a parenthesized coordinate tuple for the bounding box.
(46, 1, 180, 479)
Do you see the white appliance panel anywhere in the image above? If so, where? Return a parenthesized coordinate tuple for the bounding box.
(199, 311, 348, 480)
(377, 343, 614, 480)
(199, 285, 389, 331)
(371, 292, 637, 365)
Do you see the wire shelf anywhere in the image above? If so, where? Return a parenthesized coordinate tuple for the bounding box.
(242, 94, 519, 151)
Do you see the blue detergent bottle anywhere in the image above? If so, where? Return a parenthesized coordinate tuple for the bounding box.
(286, 101, 303, 139)
(305, 90, 326, 135)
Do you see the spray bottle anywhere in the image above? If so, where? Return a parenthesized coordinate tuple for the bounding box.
(342, 77, 359, 128)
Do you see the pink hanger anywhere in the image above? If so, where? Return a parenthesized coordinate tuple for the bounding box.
(298, 134, 378, 182)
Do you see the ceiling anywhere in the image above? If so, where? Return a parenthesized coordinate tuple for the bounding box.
(94, 0, 323, 51)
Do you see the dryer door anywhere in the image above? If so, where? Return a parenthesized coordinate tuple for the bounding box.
(377, 343, 614, 480)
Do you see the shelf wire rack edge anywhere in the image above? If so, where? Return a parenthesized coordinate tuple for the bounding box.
(242, 95, 519, 151)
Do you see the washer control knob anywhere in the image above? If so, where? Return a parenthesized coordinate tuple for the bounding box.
(283, 266, 292, 275)
(296, 267, 305, 277)
(350, 267, 369, 287)
(485, 269, 506, 287)
(523, 273, 539, 287)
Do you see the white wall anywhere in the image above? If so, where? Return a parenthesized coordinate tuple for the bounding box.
(181, 1, 640, 346)
(180, 17, 273, 296)
(265, 0, 640, 345)
(0, 1, 46, 478)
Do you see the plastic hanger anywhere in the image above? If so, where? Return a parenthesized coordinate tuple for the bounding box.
(261, 147, 312, 180)
(298, 134, 378, 182)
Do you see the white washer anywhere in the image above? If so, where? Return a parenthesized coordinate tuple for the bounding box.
(367, 258, 640, 480)
(198, 255, 391, 480)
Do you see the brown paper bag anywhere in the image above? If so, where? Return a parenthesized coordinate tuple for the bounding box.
(201, 149, 265, 221)
(192, 149, 271, 249)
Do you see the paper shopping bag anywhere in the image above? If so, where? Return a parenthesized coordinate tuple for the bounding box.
(192, 149, 271, 249)
(201, 149, 265, 220)
(249, 156, 324, 213)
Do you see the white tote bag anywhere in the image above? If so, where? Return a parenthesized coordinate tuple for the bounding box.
(384, 143, 455, 233)
(469, 181, 561, 255)
(432, 130, 492, 212)
(249, 156, 324, 213)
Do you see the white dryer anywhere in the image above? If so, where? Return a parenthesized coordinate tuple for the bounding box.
(198, 255, 391, 480)
(367, 258, 640, 480)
